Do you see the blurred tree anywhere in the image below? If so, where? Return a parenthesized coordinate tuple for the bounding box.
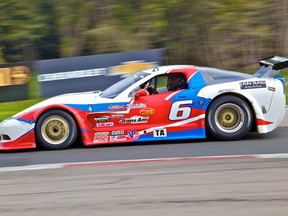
(0, 48, 5, 64)
(85, 0, 181, 54)
(84, 0, 128, 54)
(53, 0, 91, 57)
(208, 0, 273, 69)
(34, 0, 60, 60)
(0, 0, 287, 70)
(275, 0, 288, 57)
(164, 0, 215, 65)
(165, 0, 274, 69)
(0, 1, 48, 62)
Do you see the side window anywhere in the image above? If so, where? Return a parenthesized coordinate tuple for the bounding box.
(154, 75, 168, 93)
(154, 73, 187, 93)
(166, 73, 187, 91)
(128, 73, 187, 97)
(128, 78, 157, 97)
(128, 85, 141, 97)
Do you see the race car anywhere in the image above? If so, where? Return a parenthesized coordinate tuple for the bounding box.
(0, 56, 287, 150)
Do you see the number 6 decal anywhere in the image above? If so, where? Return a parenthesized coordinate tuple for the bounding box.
(169, 100, 193, 120)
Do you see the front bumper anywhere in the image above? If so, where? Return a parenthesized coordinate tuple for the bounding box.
(0, 119, 36, 150)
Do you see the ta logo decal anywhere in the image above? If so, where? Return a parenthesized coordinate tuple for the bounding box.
(153, 129, 167, 137)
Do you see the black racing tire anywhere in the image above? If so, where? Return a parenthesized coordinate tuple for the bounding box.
(206, 95, 253, 141)
(35, 109, 78, 150)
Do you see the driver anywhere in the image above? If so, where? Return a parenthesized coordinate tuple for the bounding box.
(140, 81, 158, 95)
(167, 73, 187, 91)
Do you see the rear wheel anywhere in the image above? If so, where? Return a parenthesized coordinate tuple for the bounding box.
(206, 95, 253, 140)
(36, 110, 78, 150)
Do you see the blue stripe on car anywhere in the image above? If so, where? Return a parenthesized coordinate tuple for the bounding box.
(135, 128, 206, 141)
(65, 102, 128, 112)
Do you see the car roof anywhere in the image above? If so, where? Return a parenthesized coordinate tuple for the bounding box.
(146, 65, 254, 84)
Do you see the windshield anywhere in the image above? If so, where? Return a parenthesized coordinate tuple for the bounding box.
(100, 70, 151, 98)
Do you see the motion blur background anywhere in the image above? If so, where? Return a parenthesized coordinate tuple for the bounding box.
(1, 0, 288, 121)
(0, 0, 287, 70)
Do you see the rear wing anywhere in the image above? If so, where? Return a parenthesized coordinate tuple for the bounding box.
(255, 56, 288, 78)
(259, 56, 288, 70)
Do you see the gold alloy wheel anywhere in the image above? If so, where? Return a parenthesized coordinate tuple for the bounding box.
(214, 103, 244, 133)
(41, 115, 70, 145)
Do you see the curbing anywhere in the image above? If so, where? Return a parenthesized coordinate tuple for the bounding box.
(1, 153, 288, 173)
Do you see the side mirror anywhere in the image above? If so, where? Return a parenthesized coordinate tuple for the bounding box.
(134, 89, 147, 100)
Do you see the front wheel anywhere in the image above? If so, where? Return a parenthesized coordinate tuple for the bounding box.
(206, 95, 253, 140)
(35, 110, 78, 150)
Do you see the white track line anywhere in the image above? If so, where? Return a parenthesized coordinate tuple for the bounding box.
(1, 153, 288, 173)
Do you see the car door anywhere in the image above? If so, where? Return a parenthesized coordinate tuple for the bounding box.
(125, 72, 205, 141)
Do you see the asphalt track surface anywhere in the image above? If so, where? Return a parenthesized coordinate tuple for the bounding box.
(0, 118, 288, 215)
(0, 127, 288, 168)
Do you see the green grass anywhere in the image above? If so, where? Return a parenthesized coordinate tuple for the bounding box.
(28, 71, 41, 99)
(279, 71, 288, 103)
(0, 72, 44, 121)
(0, 98, 44, 120)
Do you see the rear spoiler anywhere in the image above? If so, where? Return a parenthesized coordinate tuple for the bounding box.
(255, 56, 288, 78)
(259, 56, 288, 70)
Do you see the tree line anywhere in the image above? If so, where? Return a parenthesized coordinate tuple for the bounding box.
(0, 0, 287, 70)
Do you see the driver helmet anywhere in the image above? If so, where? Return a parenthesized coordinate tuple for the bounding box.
(167, 73, 186, 91)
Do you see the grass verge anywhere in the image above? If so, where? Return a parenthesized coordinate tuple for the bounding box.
(0, 98, 44, 121)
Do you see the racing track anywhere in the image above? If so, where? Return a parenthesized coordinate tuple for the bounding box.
(0, 126, 288, 168)
(0, 118, 288, 215)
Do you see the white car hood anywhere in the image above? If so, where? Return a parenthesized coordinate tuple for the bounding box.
(13, 91, 118, 118)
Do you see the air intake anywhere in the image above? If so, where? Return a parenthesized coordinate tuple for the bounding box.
(0, 134, 11, 141)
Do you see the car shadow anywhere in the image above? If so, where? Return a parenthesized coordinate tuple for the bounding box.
(1, 127, 285, 153)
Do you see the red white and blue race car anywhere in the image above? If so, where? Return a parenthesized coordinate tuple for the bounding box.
(0, 56, 287, 150)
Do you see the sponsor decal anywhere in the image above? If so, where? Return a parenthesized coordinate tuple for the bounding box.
(38, 60, 158, 82)
(93, 132, 109, 143)
(38, 68, 106, 82)
(240, 80, 266, 89)
(218, 89, 236, 93)
(127, 103, 146, 109)
(109, 61, 157, 77)
(120, 116, 149, 124)
(109, 104, 126, 110)
(153, 128, 167, 138)
(94, 116, 110, 122)
(94, 136, 109, 143)
(95, 132, 109, 136)
(96, 122, 114, 127)
(139, 108, 156, 115)
(0, 66, 30, 86)
(112, 130, 125, 136)
(128, 130, 140, 139)
(109, 103, 146, 110)
(110, 135, 127, 141)
(110, 114, 124, 120)
(199, 98, 205, 106)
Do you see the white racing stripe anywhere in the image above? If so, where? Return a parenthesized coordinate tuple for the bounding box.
(0, 164, 64, 172)
(165, 91, 182, 100)
(139, 114, 205, 135)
